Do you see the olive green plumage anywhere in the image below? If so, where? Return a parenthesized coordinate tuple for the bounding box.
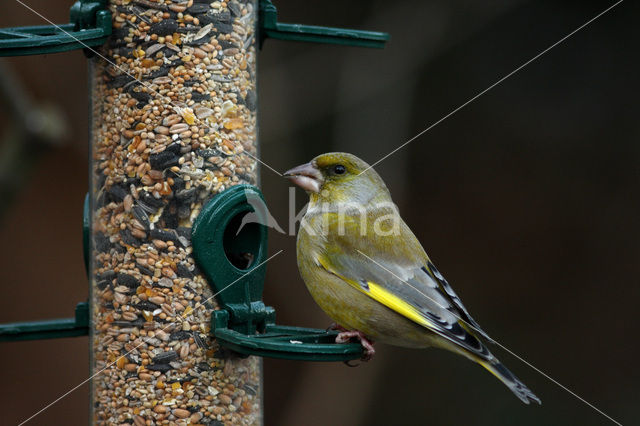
(285, 152, 540, 405)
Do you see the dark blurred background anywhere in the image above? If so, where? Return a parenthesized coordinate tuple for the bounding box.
(1, 0, 638, 425)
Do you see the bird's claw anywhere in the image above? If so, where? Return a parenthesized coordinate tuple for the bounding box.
(335, 330, 376, 361)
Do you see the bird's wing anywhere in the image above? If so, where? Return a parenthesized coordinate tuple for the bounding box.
(319, 220, 494, 359)
(423, 260, 495, 343)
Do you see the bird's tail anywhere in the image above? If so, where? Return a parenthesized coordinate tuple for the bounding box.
(478, 358, 541, 405)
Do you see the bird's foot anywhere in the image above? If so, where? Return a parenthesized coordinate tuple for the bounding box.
(327, 323, 349, 332)
(335, 330, 375, 361)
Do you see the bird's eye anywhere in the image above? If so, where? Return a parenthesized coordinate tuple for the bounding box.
(333, 164, 346, 175)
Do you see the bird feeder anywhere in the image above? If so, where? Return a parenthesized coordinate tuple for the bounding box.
(0, 0, 388, 424)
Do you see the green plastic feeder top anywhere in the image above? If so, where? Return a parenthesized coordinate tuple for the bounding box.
(0, 0, 388, 57)
(0, 0, 112, 56)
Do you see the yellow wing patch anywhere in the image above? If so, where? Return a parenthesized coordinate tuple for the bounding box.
(317, 256, 437, 330)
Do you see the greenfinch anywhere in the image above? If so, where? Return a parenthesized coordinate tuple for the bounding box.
(284, 152, 540, 405)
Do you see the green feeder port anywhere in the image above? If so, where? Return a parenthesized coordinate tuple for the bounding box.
(192, 185, 364, 362)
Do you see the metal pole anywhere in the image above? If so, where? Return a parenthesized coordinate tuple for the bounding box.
(89, 1, 261, 424)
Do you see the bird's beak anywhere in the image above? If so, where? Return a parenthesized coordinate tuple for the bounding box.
(283, 162, 323, 193)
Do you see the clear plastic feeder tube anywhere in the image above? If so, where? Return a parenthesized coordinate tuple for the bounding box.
(88, 1, 261, 424)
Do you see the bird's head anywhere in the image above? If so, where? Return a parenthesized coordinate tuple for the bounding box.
(284, 152, 391, 206)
